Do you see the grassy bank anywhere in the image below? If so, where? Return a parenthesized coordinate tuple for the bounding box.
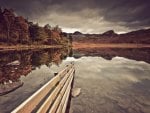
(0, 44, 63, 51)
(73, 42, 150, 49)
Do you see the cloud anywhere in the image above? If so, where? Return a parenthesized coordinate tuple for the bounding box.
(1, 0, 150, 33)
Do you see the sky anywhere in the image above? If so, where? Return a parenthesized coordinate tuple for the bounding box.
(1, 0, 150, 33)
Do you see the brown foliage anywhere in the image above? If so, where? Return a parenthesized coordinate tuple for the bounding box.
(0, 8, 29, 44)
(0, 8, 70, 45)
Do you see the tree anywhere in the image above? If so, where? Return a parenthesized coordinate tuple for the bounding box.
(44, 24, 51, 30)
(69, 35, 73, 44)
(53, 25, 62, 33)
(29, 24, 48, 44)
(3, 9, 15, 42)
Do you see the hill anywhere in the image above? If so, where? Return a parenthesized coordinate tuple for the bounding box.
(72, 29, 150, 44)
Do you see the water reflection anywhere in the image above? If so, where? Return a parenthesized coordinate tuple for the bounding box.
(0, 47, 150, 113)
(0, 48, 71, 95)
(70, 56, 150, 113)
(73, 48, 150, 64)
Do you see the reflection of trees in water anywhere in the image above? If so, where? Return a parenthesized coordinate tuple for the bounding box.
(31, 48, 70, 67)
(31, 51, 52, 67)
(0, 51, 32, 84)
(0, 48, 71, 84)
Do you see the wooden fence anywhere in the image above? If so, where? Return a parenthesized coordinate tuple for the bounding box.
(12, 63, 75, 113)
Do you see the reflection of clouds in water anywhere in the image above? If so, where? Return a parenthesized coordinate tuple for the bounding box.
(63, 56, 150, 85)
(63, 56, 150, 113)
(112, 57, 150, 71)
(65, 57, 78, 62)
(71, 56, 150, 84)
(117, 74, 140, 83)
(63, 57, 150, 113)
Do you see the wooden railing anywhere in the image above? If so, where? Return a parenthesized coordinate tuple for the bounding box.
(12, 63, 75, 113)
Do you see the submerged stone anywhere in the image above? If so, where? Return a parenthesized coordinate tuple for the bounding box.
(71, 88, 81, 97)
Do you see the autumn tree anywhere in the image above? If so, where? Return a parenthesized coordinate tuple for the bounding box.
(3, 9, 15, 43)
(53, 25, 62, 33)
(44, 24, 51, 30)
(29, 23, 48, 44)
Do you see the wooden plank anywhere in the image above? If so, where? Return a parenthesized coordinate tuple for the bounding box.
(49, 70, 74, 113)
(56, 77, 72, 113)
(12, 64, 73, 113)
(37, 68, 74, 113)
(62, 84, 72, 113)
(58, 64, 73, 78)
(61, 65, 75, 113)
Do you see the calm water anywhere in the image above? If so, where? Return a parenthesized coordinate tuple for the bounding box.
(0, 48, 150, 113)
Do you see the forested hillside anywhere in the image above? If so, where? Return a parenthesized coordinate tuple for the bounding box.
(0, 8, 70, 46)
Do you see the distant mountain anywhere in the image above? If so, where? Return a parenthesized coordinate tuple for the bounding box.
(72, 31, 85, 38)
(101, 30, 118, 37)
(121, 29, 150, 36)
(120, 29, 150, 38)
(72, 28, 150, 44)
(73, 31, 83, 35)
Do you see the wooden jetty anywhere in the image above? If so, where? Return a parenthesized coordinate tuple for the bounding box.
(12, 63, 75, 113)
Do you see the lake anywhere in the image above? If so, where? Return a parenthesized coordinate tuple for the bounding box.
(0, 48, 150, 113)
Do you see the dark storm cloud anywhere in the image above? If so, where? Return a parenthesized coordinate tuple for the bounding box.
(1, 0, 150, 33)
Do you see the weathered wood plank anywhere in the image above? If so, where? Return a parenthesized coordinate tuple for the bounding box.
(49, 70, 74, 113)
(62, 84, 72, 113)
(56, 77, 72, 113)
(12, 64, 73, 113)
(37, 68, 74, 113)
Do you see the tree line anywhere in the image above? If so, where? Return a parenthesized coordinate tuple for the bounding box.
(0, 8, 70, 45)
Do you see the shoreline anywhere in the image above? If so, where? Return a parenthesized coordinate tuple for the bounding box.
(0, 45, 63, 52)
(0, 42, 150, 52)
(73, 42, 150, 49)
